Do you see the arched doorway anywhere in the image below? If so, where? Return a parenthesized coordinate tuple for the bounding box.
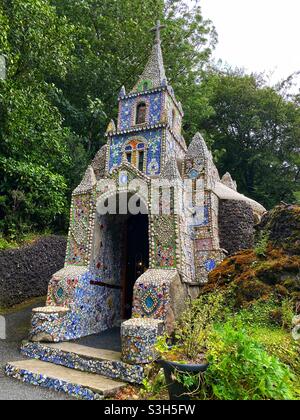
(94, 192, 150, 320)
(122, 213, 149, 319)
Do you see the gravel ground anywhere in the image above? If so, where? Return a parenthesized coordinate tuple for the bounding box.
(0, 300, 69, 400)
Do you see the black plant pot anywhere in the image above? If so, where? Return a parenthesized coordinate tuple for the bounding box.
(157, 359, 209, 400)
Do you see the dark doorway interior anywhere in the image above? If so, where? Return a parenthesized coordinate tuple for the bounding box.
(122, 214, 149, 319)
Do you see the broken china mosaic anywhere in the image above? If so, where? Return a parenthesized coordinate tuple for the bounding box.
(118, 92, 163, 131)
(31, 268, 120, 343)
(108, 129, 162, 176)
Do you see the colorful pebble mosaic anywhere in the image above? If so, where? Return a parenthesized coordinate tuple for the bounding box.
(5, 364, 103, 400)
(121, 319, 164, 365)
(21, 342, 145, 384)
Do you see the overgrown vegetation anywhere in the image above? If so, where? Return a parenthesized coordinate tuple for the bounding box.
(204, 321, 297, 400)
(203, 205, 300, 307)
(145, 290, 300, 400)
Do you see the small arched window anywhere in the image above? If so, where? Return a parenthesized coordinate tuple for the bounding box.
(136, 102, 147, 125)
(124, 141, 146, 172)
(125, 145, 133, 164)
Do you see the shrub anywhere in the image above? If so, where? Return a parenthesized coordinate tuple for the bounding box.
(203, 322, 297, 400)
(156, 291, 227, 363)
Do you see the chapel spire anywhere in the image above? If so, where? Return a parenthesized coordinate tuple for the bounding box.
(130, 20, 167, 94)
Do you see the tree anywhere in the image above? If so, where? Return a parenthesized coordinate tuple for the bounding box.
(0, 0, 79, 236)
(198, 70, 300, 209)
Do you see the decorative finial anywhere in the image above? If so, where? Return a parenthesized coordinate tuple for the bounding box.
(106, 119, 116, 134)
(150, 20, 166, 44)
(119, 85, 126, 98)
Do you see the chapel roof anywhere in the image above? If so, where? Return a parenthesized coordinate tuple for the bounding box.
(130, 21, 167, 94)
(213, 182, 267, 215)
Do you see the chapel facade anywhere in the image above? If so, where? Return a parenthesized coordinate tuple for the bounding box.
(28, 22, 266, 344)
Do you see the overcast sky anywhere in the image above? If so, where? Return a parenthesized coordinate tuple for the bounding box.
(200, 0, 300, 90)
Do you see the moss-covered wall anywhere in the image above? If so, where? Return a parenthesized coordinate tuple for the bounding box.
(0, 236, 67, 308)
(204, 205, 300, 308)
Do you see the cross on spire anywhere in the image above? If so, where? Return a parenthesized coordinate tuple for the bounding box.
(150, 20, 166, 44)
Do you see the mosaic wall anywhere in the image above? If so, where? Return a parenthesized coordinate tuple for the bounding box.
(133, 274, 171, 320)
(66, 193, 96, 266)
(131, 269, 186, 335)
(47, 266, 86, 307)
(91, 214, 126, 286)
(152, 215, 177, 269)
(180, 133, 226, 283)
(165, 94, 182, 138)
(108, 129, 162, 176)
(118, 92, 163, 131)
(165, 129, 186, 163)
(121, 318, 164, 364)
(31, 269, 120, 342)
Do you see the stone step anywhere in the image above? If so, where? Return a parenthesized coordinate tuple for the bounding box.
(21, 341, 146, 384)
(5, 360, 126, 400)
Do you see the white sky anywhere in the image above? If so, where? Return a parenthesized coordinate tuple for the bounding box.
(200, 0, 300, 90)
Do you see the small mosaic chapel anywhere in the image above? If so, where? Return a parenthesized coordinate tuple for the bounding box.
(24, 22, 266, 376)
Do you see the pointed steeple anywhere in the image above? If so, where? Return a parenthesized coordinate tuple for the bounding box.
(221, 172, 237, 191)
(106, 119, 116, 134)
(73, 166, 97, 195)
(131, 21, 167, 93)
(119, 85, 126, 98)
(186, 133, 210, 159)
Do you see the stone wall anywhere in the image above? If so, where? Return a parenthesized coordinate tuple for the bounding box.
(218, 200, 255, 256)
(0, 236, 67, 308)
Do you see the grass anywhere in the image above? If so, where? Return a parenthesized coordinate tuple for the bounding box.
(0, 233, 42, 251)
(0, 296, 47, 315)
(247, 324, 300, 378)
(0, 231, 62, 251)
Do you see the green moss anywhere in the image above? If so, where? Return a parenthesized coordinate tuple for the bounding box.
(257, 204, 300, 255)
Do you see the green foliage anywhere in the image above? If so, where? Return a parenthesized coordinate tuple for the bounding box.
(237, 298, 279, 327)
(173, 370, 205, 398)
(254, 231, 270, 257)
(199, 70, 300, 209)
(0, 157, 68, 236)
(156, 291, 226, 363)
(141, 368, 167, 400)
(174, 292, 226, 361)
(281, 299, 295, 329)
(0, 232, 52, 250)
(237, 296, 295, 330)
(0, 234, 15, 250)
(249, 326, 300, 380)
(204, 322, 297, 400)
(1, 0, 75, 81)
(148, 291, 300, 400)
